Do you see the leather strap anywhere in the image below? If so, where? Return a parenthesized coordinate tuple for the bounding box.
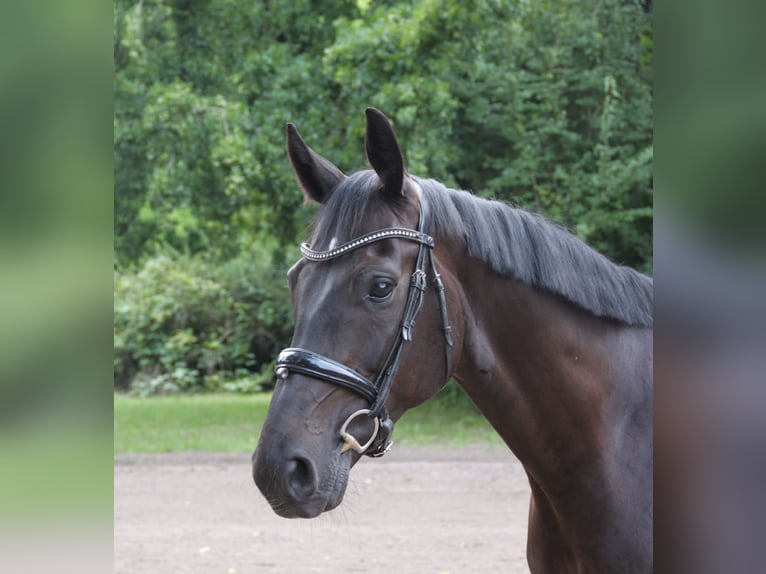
(275, 348, 377, 403)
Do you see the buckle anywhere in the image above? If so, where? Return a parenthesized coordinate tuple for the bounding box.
(366, 439, 393, 458)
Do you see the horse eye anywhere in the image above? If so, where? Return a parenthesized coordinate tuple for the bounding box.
(369, 279, 394, 301)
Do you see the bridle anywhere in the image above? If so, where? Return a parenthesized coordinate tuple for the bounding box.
(274, 193, 453, 457)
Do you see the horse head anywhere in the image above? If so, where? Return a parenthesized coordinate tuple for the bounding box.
(252, 108, 461, 518)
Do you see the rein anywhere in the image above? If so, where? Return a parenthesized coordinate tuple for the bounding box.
(274, 195, 453, 457)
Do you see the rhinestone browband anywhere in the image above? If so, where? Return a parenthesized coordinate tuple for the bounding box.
(300, 228, 434, 262)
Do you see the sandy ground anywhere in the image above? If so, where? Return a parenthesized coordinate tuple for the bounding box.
(114, 446, 531, 574)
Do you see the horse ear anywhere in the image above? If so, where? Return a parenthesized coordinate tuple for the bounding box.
(365, 107, 405, 201)
(286, 123, 346, 204)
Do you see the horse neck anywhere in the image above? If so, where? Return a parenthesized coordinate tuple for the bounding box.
(450, 254, 651, 491)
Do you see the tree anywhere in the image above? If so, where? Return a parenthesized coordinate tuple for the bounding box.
(113, 0, 653, 390)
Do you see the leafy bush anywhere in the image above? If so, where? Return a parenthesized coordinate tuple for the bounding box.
(114, 246, 294, 395)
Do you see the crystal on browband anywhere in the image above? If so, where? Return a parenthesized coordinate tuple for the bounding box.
(300, 227, 434, 262)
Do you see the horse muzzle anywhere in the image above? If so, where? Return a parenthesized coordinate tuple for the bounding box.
(252, 442, 352, 518)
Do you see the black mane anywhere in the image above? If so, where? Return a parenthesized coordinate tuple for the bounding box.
(310, 171, 653, 327)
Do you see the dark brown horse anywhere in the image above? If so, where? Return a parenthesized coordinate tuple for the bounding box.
(252, 108, 653, 573)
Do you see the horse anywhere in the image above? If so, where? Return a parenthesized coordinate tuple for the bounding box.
(252, 108, 653, 573)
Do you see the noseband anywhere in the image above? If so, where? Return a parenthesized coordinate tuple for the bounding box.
(274, 195, 453, 457)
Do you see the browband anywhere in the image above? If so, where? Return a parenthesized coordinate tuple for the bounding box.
(300, 228, 434, 261)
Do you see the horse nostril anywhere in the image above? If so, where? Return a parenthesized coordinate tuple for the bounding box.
(285, 456, 318, 500)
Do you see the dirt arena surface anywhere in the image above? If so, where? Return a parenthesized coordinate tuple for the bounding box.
(115, 446, 531, 574)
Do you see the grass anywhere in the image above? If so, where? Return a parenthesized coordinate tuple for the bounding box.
(114, 393, 271, 453)
(114, 390, 503, 453)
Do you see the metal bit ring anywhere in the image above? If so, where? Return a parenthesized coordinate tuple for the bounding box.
(339, 409, 380, 455)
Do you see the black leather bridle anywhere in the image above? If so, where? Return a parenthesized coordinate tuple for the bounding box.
(274, 194, 453, 457)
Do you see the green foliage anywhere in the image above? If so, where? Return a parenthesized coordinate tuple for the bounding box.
(114, 0, 653, 390)
(114, 245, 294, 395)
(114, 0, 361, 264)
(326, 0, 653, 271)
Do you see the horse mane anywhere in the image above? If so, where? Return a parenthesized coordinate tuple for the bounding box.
(310, 170, 653, 328)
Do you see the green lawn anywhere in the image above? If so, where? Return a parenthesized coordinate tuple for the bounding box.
(114, 391, 503, 453)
